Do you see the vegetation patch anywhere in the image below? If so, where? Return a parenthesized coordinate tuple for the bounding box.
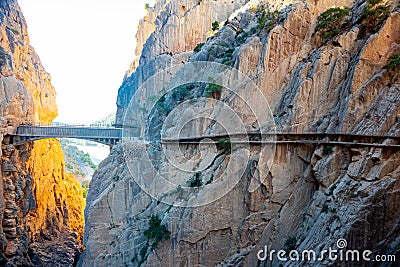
(81, 180, 90, 198)
(154, 94, 172, 114)
(74, 169, 85, 176)
(60, 140, 97, 176)
(212, 21, 220, 31)
(187, 172, 203, 187)
(322, 204, 329, 213)
(322, 145, 334, 156)
(194, 42, 205, 53)
(204, 83, 223, 98)
(359, 0, 390, 33)
(66, 162, 73, 170)
(0, 46, 6, 68)
(221, 48, 235, 66)
(315, 7, 350, 41)
(172, 84, 196, 101)
(205, 44, 236, 66)
(216, 139, 231, 154)
(143, 215, 171, 250)
(235, 31, 249, 45)
(386, 53, 400, 82)
(255, 4, 283, 31)
(76, 149, 97, 169)
(7, 27, 20, 35)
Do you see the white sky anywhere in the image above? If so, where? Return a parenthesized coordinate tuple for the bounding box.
(18, 0, 153, 124)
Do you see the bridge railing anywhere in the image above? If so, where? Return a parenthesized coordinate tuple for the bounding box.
(17, 126, 122, 139)
(20, 122, 118, 128)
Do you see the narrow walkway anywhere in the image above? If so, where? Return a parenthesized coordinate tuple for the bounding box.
(161, 132, 400, 149)
(9, 125, 400, 149)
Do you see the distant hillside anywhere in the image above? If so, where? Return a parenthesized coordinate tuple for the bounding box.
(60, 139, 98, 182)
(92, 113, 116, 127)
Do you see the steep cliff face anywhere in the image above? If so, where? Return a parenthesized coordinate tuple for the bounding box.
(84, 0, 400, 266)
(0, 0, 57, 127)
(116, 0, 249, 124)
(0, 0, 84, 265)
(26, 139, 85, 241)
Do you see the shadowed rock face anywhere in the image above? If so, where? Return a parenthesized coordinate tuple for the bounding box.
(0, 0, 85, 265)
(83, 0, 400, 266)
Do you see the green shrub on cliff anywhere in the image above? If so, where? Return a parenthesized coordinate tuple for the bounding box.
(9, 27, 20, 35)
(315, 7, 350, 41)
(212, 21, 220, 31)
(255, 4, 283, 31)
(359, 0, 390, 33)
(144, 215, 171, 250)
(0, 46, 6, 67)
(322, 204, 329, 213)
(386, 53, 400, 84)
(82, 187, 88, 198)
(217, 139, 231, 154)
(322, 145, 333, 156)
(235, 31, 249, 45)
(172, 84, 195, 101)
(194, 42, 205, 52)
(82, 180, 90, 188)
(204, 83, 223, 98)
(76, 150, 97, 169)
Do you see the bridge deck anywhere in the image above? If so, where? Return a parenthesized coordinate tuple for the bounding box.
(11, 126, 122, 146)
(16, 126, 122, 138)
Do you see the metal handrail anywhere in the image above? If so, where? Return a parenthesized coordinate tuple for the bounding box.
(20, 122, 118, 128)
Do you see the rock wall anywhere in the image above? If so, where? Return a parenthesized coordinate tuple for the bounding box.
(0, 0, 85, 265)
(84, 0, 400, 266)
(116, 0, 249, 124)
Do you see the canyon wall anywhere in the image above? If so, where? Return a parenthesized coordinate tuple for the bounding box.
(0, 0, 84, 265)
(84, 0, 400, 266)
(116, 0, 249, 124)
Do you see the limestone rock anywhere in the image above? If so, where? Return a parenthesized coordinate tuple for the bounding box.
(116, 0, 249, 124)
(83, 0, 400, 266)
(0, 0, 85, 266)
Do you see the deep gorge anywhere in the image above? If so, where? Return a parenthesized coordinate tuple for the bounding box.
(0, 0, 399, 266)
